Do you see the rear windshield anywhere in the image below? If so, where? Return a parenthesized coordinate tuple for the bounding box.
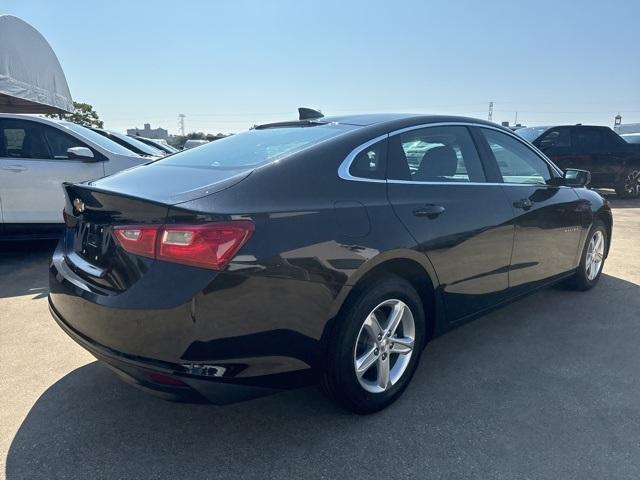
(154, 124, 355, 169)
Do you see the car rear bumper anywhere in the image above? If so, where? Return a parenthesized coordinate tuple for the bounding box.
(48, 239, 337, 403)
(49, 297, 287, 404)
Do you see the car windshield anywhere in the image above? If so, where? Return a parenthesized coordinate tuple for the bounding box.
(515, 127, 549, 143)
(155, 123, 356, 169)
(108, 131, 164, 156)
(60, 122, 139, 156)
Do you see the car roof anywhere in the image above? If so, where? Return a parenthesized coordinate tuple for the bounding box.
(0, 112, 66, 125)
(257, 113, 504, 132)
(533, 125, 611, 130)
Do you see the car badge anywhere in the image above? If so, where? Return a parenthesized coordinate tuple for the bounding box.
(73, 198, 86, 214)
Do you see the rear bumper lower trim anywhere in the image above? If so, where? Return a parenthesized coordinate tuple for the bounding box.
(48, 297, 280, 404)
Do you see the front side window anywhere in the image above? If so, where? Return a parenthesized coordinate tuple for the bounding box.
(538, 128, 571, 149)
(481, 128, 551, 185)
(60, 121, 140, 156)
(387, 125, 485, 182)
(43, 125, 85, 159)
(0, 120, 51, 159)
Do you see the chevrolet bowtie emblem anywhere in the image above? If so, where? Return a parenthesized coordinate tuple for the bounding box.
(73, 198, 85, 214)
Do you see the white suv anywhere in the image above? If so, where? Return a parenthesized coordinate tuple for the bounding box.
(0, 114, 147, 238)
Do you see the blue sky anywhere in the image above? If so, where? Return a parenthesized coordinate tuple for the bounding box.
(3, 0, 639, 135)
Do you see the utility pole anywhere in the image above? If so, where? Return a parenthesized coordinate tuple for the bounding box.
(178, 114, 186, 136)
(488, 102, 494, 122)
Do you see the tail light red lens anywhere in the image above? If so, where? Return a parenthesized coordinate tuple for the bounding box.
(113, 226, 160, 259)
(113, 221, 254, 270)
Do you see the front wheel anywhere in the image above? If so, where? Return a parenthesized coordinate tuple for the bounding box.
(322, 275, 426, 414)
(568, 219, 607, 291)
(615, 168, 640, 198)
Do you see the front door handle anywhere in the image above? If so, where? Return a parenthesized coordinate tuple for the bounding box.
(413, 204, 445, 219)
(513, 198, 533, 210)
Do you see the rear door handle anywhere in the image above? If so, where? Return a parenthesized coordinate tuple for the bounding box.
(513, 198, 533, 210)
(1, 164, 26, 173)
(413, 204, 445, 219)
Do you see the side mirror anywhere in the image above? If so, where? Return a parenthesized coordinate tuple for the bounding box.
(564, 168, 591, 187)
(67, 146, 96, 161)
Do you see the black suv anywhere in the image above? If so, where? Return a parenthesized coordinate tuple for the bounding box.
(517, 125, 640, 197)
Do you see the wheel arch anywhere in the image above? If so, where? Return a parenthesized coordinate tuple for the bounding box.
(596, 206, 613, 257)
(326, 250, 442, 348)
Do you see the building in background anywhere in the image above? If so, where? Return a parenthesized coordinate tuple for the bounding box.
(126, 123, 168, 139)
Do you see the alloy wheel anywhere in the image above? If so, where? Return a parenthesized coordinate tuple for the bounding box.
(585, 230, 605, 281)
(353, 299, 416, 393)
(624, 170, 640, 197)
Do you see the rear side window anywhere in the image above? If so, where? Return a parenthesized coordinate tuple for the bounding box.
(156, 124, 355, 169)
(348, 139, 387, 180)
(388, 125, 485, 182)
(481, 128, 551, 185)
(573, 128, 604, 149)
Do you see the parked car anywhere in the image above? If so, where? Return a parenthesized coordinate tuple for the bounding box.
(621, 133, 640, 145)
(128, 135, 178, 154)
(183, 139, 209, 149)
(49, 113, 611, 413)
(90, 128, 164, 158)
(516, 125, 640, 197)
(0, 114, 147, 239)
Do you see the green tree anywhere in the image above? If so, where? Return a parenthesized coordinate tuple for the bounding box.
(47, 101, 104, 128)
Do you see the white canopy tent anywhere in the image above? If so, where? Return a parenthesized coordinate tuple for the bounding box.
(0, 14, 73, 114)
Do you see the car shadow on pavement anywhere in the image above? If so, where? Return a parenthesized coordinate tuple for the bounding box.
(0, 240, 56, 299)
(6, 273, 640, 480)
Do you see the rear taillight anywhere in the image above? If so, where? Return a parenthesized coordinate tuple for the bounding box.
(113, 226, 159, 259)
(113, 221, 254, 270)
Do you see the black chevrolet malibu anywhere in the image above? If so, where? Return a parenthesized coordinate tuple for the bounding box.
(49, 112, 612, 413)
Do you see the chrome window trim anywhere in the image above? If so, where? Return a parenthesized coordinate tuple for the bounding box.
(338, 121, 564, 184)
(337, 133, 388, 183)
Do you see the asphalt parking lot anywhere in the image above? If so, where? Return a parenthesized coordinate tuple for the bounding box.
(1, 194, 639, 480)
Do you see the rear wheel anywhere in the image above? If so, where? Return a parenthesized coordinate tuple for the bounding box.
(615, 168, 640, 198)
(568, 219, 607, 291)
(322, 275, 425, 414)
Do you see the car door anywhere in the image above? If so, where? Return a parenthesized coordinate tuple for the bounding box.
(386, 124, 515, 322)
(475, 126, 583, 290)
(0, 119, 105, 224)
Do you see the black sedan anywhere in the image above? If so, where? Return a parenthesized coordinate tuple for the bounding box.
(49, 112, 612, 413)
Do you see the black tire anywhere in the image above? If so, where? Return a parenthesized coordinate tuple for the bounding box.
(567, 219, 607, 291)
(321, 275, 426, 414)
(614, 168, 640, 198)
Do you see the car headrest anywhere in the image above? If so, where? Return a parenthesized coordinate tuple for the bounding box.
(414, 146, 458, 181)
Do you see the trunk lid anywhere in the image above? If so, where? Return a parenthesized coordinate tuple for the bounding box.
(62, 183, 170, 291)
(88, 163, 252, 205)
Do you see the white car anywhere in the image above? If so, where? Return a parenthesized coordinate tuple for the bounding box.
(183, 139, 209, 149)
(621, 133, 640, 144)
(0, 114, 147, 238)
